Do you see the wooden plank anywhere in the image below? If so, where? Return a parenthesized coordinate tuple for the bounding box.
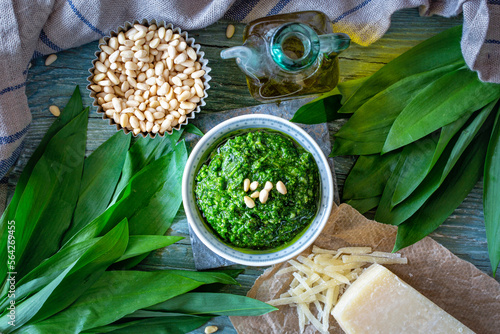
(3, 7, 496, 334)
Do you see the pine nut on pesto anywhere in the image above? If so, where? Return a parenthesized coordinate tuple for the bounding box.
(195, 130, 320, 250)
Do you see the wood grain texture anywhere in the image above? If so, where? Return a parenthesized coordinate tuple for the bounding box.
(4, 7, 495, 334)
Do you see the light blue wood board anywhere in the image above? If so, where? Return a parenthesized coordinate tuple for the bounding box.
(5, 7, 496, 334)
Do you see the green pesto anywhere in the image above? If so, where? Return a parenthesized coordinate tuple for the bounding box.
(195, 130, 320, 250)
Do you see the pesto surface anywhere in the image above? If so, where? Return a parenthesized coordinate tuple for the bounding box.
(195, 130, 320, 250)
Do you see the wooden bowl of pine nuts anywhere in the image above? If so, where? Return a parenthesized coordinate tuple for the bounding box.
(87, 19, 211, 137)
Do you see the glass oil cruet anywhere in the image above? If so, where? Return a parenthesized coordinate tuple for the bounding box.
(220, 11, 350, 103)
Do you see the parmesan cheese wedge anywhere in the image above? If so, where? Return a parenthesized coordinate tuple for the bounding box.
(332, 264, 475, 334)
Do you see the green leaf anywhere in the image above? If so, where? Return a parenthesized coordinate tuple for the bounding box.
(63, 132, 131, 243)
(17, 270, 236, 333)
(291, 94, 344, 124)
(0, 262, 76, 332)
(391, 112, 473, 207)
(389, 135, 439, 207)
(337, 76, 370, 105)
(0, 88, 85, 283)
(63, 142, 187, 248)
(0, 219, 128, 332)
(332, 62, 464, 156)
(115, 235, 183, 263)
(0, 238, 98, 310)
(83, 314, 212, 334)
(290, 76, 369, 124)
(339, 25, 463, 114)
(393, 125, 490, 251)
(183, 123, 204, 136)
(11, 108, 89, 279)
(484, 105, 500, 276)
(106, 141, 187, 269)
(110, 129, 184, 205)
(440, 99, 498, 181)
(345, 197, 381, 214)
(146, 292, 277, 316)
(376, 101, 496, 225)
(0, 87, 83, 227)
(342, 153, 399, 200)
(383, 67, 500, 152)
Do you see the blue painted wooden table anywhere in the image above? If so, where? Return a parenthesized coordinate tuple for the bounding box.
(8, 8, 497, 334)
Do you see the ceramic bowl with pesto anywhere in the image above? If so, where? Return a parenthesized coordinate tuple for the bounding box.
(182, 114, 334, 266)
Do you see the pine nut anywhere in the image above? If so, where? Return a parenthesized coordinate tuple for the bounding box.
(195, 84, 204, 97)
(129, 115, 140, 128)
(134, 24, 148, 32)
(187, 47, 197, 60)
(98, 80, 112, 86)
(120, 113, 129, 128)
(178, 91, 191, 102)
(107, 71, 120, 85)
(144, 110, 154, 122)
(93, 24, 205, 134)
(177, 41, 187, 52)
(109, 50, 120, 63)
(250, 181, 259, 191)
(226, 24, 235, 39)
(95, 61, 107, 73)
(125, 61, 138, 70)
(264, 181, 273, 191)
(165, 29, 173, 41)
(121, 50, 134, 59)
(109, 37, 119, 50)
(146, 30, 155, 42)
(112, 98, 122, 112)
(188, 96, 200, 103)
(167, 45, 177, 59)
(90, 85, 102, 92)
(183, 67, 196, 75)
(172, 76, 182, 87)
(49, 105, 60, 117)
(244, 196, 255, 209)
(259, 189, 269, 204)
(158, 27, 166, 39)
(243, 178, 250, 192)
(45, 54, 57, 66)
(154, 111, 165, 119)
(118, 32, 126, 44)
(101, 45, 114, 55)
(250, 191, 260, 199)
(191, 70, 205, 78)
(276, 181, 287, 195)
(204, 326, 218, 334)
(160, 119, 171, 131)
(180, 101, 195, 110)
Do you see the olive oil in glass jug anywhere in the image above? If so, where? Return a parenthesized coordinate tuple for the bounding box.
(221, 11, 350, 103)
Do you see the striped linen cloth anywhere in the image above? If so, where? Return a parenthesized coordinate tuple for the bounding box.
(0, 0, 499, 192)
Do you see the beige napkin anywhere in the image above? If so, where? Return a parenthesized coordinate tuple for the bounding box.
(231, 203, 500, 334)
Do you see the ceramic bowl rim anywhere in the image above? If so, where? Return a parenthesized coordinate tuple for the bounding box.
(182, 114, 334, 266)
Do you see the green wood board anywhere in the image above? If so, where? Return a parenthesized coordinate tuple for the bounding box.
(5, 8, 495, 334)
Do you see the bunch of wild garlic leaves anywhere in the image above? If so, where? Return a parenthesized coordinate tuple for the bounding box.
(0, 87, 276, 334)
(292, 25, 500, 276)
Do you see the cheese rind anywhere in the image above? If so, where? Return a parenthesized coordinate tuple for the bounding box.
(332, 264, 475, 334)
